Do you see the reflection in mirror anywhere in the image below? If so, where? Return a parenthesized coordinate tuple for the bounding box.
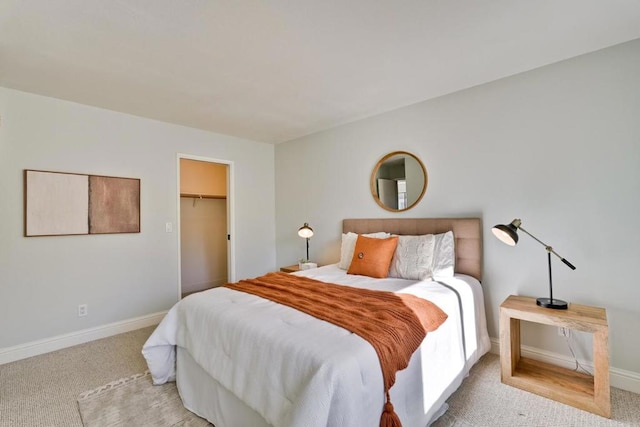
(370, 151, 427, 212)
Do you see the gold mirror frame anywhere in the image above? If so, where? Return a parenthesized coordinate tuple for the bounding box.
(370, 151, 428, 212)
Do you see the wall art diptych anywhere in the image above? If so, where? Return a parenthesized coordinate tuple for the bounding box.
(24, 170, 140, 237)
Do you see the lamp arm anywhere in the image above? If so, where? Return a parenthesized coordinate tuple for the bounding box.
(518, 226, 576, 270)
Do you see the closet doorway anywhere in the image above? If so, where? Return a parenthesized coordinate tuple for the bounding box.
(177, 154, 235, 299)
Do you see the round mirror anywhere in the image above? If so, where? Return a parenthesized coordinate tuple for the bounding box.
(370, 151, 427, 212)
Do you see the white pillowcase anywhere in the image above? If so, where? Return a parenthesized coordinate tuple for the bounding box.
(388, 234, 436, 280)
(338, 232, 390, 270)
(339, 230, 455, 278)
(432, 231, 455, 278)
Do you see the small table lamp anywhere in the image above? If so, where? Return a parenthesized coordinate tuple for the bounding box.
(492, 218, 576, 309)
(298, 222, 314, 261)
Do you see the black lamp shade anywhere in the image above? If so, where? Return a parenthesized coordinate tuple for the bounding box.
(492, 222, 519, 246)
(298, 223, 313, 239)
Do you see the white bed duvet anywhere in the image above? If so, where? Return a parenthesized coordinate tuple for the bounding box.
(142, 265, 490, 427)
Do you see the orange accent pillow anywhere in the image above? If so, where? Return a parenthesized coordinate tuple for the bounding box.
(347, 235, 399, 278)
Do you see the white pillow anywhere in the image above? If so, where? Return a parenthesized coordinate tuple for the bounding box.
(388, 234, 435, 280)
(338, 231, 390, 270)
(432, 231, 455, 277)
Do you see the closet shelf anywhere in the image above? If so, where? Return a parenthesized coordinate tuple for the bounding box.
(180, 193, 226, 200)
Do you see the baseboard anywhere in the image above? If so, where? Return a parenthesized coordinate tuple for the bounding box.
(0, 311, 167, 365)
(489, 337, 640, 394)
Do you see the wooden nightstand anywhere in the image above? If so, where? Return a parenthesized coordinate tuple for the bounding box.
(280, 264, 321, 273)
(280, 264, 301, 273)
(500, 295, 610, 417)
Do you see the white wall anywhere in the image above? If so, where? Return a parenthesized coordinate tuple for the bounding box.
(0, 87, 276, 349)
(275, 39, 640, 376)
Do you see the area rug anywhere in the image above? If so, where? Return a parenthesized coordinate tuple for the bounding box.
(77, 371, 212, 427)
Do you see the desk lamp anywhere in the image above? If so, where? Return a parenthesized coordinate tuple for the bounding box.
(492, 219, 576, 309)
(298, 222, 314, 262)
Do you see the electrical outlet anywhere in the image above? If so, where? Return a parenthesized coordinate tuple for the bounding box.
(78, 304, 88, 317)
(558, 327, 570, 338)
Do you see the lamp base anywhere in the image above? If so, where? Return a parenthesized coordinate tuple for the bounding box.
(536, 297, 568, 310)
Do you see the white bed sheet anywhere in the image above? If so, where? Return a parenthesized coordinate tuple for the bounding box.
(143, 264, 490, 427)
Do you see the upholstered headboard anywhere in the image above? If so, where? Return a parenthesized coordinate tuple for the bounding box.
(342, 218, 483, 282)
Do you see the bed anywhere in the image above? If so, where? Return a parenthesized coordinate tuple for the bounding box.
(143, 218, 491, 427)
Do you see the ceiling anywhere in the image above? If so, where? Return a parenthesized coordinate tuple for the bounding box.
(2, 1, 639, 143)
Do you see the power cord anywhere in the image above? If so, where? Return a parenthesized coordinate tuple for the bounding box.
(561, 328, 592, 376)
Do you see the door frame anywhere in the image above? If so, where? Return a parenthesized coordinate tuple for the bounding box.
(176, 153, 235, 300)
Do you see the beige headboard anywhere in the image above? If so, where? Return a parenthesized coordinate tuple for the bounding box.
(343, 218, 483, 282)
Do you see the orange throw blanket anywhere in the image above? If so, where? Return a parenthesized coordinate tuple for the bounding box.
(225, 272, 448, 427)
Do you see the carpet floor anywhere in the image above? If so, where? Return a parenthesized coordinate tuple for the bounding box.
(2, 327, 639, 426)
(0, 327, 154, 427)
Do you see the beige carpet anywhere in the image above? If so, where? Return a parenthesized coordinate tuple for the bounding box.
(77, 371, 211, 427)
(0, 327, 154, 427)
